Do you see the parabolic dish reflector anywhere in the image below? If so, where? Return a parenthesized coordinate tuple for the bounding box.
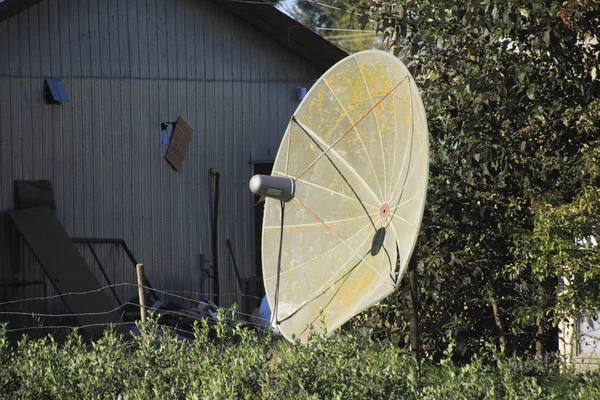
(262, 50, 429, 342)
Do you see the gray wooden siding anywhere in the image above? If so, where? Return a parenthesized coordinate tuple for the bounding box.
(0, 0, 319, 81)
(0, 0, 323, 326)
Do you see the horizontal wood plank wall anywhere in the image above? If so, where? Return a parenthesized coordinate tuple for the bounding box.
(0, 0, 323, 325)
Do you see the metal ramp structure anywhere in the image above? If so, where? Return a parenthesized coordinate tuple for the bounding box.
(9, 206, 122, 337)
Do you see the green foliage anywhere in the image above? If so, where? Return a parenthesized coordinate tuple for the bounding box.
(338, 0, 600, 358)
(0, 323, 599, 399)
(271, 329, 418, 398)
(513, 187, 600, 324)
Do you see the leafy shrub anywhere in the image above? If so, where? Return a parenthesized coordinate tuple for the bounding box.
(0, 320, 598, 399)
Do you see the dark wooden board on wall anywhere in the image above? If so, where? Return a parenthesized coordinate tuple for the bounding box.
(165, 117, 193, 171)
(9, 206, 122, 336)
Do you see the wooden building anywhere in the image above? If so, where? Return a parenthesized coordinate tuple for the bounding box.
(559, 236, 600, 370)
(0, 0, 346, 330)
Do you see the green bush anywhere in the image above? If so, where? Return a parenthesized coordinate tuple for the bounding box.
(0, 320, 598, 399)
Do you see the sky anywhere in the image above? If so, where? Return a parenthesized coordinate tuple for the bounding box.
(274, 0, 298, 19)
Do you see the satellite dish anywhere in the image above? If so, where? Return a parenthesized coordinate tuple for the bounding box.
(255, 50, 429, 342)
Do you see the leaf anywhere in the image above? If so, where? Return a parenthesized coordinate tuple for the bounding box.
(543, 29, 550, 46)
(526, 84, 536, 100)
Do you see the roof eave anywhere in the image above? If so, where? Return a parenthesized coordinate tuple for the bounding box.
(0, 0, 43, 23)
(210, 0, 348, 72)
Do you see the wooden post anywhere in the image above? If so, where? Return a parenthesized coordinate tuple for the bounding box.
(408, 255, 420, 362)
(136, 263, 147, 323)
(210, 168, 221, 304)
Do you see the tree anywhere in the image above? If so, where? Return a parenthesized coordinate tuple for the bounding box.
(341, 0, 600, 359)
(278, 0, 385, 52)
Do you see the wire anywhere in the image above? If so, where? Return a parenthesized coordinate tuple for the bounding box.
(224, 0, 367, 22)
(143, 288, 263, 302)
(0, 280, 279, 337)
(3, 320, 199, 338)
(4, 322, 132, 333)
(0, 285, 262, 308)
(317, 28, 376, 32)
(132, 284, 262, 321)
(298, 0, 361, 15)
(272, 201, 286, 326)
(1, 299, 274, 336)
(0, 283, 132, 307)
(323, 33, 378, 40)
(0, 302, 133, 318)
(225, 0, 285, 4)
(0, 284, 266, 325)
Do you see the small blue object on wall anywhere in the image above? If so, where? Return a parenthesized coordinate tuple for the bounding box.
(296, 87, 307, 101)
(160, 122, 175, 145)
(45, 78, 69, 104)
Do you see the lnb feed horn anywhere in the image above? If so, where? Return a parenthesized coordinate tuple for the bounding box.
(249, 174, 295, 202)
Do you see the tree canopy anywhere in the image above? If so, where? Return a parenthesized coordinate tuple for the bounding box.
(332, 0, 600, 358)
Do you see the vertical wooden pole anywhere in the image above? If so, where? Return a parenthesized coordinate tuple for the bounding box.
(210, 168, 220, 304)
(136, 263, 147, 323)
(408, 255, 420, 362)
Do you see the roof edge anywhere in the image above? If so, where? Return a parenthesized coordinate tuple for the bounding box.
(210, 0, 348, 72)
(0, 0, 43, 23)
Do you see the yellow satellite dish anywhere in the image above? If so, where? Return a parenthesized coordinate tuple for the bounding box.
(257, 50, 429, 342)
